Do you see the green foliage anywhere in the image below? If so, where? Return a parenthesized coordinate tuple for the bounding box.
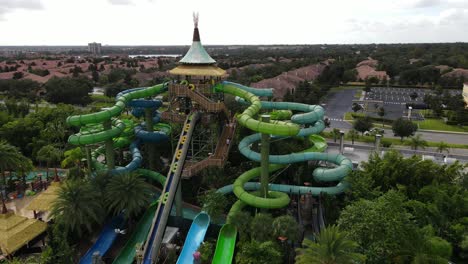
(344, 151, 467, 261)
(353, 116, 373, 135)
(197, 240, 215, 264)
(392, 117, 418, 140)
(45, 76, 93, 105)
(338, 191, 417, 263)
(198, 190, 228, 223)
(51, 180, 104, 236)
(0, 140, 31, 186)
(250, 213, 274, 242)
(229, 210, 253, 241)
(405, 134, 428, 150)
(104, 173, 154, 221)
(295, 225, 365, 264)
(236, 240, 283, 264)
(39, 224, 75, 264)
(0, 79, 40, 99)
(272, 215, 299, 242)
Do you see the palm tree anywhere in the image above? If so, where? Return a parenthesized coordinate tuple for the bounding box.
(37, 145, 63, 181)
(331, 128, 340, 143)
(405, 134, 428, 152)
(436, 141, 450, 154)
(104, 173, 154, 227)
(348, 129, 359, 145)
(295, 225, 365, 264)
(50, 180, 104, 236)
(61, 147, 85, 178)
(0, 140, 24, 186)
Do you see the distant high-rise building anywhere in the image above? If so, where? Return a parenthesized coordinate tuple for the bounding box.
(88, 42, 102, 56)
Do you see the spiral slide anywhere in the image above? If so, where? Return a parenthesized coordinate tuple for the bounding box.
(210, 81, 352, 264)
(67, 84, 174, 264)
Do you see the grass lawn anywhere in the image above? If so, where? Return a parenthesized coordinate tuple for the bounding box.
(353, 90, 363, 99)
(415, 118, 468, 133)
(321, 132, 468, 149)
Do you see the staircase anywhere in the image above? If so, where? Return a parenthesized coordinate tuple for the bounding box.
(182, 119, 237, 178)
(170, 84, 230, 118)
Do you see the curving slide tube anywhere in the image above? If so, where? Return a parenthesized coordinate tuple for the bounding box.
(69, 84, 171, 264)
(176, 212, 210, 264)
(210, 81, 353, 263)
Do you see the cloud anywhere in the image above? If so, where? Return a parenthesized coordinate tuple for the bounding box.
(344, 7, 468, 43)
(411, 0, 442, 8)
(108, 0, 134, 5)
(0, 0, 43, 20)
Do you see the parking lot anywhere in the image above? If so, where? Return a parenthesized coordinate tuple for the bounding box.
(366, 87, 462, 104)
(364, 87, 462, 121)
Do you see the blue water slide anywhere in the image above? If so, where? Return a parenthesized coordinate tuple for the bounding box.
(176, 212, 211, 264)
(79, 215, 125, 264)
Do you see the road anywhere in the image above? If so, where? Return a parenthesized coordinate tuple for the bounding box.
(325, 126, 468, 146)
(322, 89, 468, 146)
(322, 89, 355, 129)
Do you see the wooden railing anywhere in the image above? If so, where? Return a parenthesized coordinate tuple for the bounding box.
(169, 84, 230, 118)
(161, 111, 186, 123)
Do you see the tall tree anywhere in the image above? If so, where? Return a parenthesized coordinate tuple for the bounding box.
(392, 118, 417, 141)
(338, 191, 419, 263)
(348, 129, 359, 145)
(37, 145, 63, 181)
(51, 180, 104, 236)
(295, 225, 365, 264)
(104, 173, 154, 226)
(353, 116, 373, 135)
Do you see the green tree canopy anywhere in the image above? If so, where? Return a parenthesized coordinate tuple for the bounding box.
(353, 116, 373, 135)
(295, 225, 365, 264)
(392, 117, 417, 140)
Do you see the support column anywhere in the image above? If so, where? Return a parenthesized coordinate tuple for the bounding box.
(339, 131, 345, 154)
(103, 120, 115, 170)
(375, 134, 382, 156)
(260, 115, 270, 199)
(175, 182, 183, 217)
(145, 108, 157, 170)
(85, 146, 93, 177)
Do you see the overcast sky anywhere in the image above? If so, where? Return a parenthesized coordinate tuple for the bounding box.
(1, 0, 468, 45)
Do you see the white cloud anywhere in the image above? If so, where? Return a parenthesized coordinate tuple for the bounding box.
(107, 0, 133, 5)
(0, 0, 467, 45)
(0, 0, 43, 20)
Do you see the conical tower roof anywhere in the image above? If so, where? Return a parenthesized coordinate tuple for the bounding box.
(170, 13, 225, 77)
(178, 13, 216, 65)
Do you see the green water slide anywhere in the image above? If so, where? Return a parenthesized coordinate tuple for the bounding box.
(66, 83, 167, 146)
(212, 224, 237, 264)
(210, 82, 352, 263)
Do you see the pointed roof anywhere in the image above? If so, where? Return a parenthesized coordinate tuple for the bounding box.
(0, 211, 47, 256)
(169, 13, 226, 77)
(178, 13, 216, 65)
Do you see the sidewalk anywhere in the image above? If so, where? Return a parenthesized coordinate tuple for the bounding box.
(326, 140, 468, 161)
